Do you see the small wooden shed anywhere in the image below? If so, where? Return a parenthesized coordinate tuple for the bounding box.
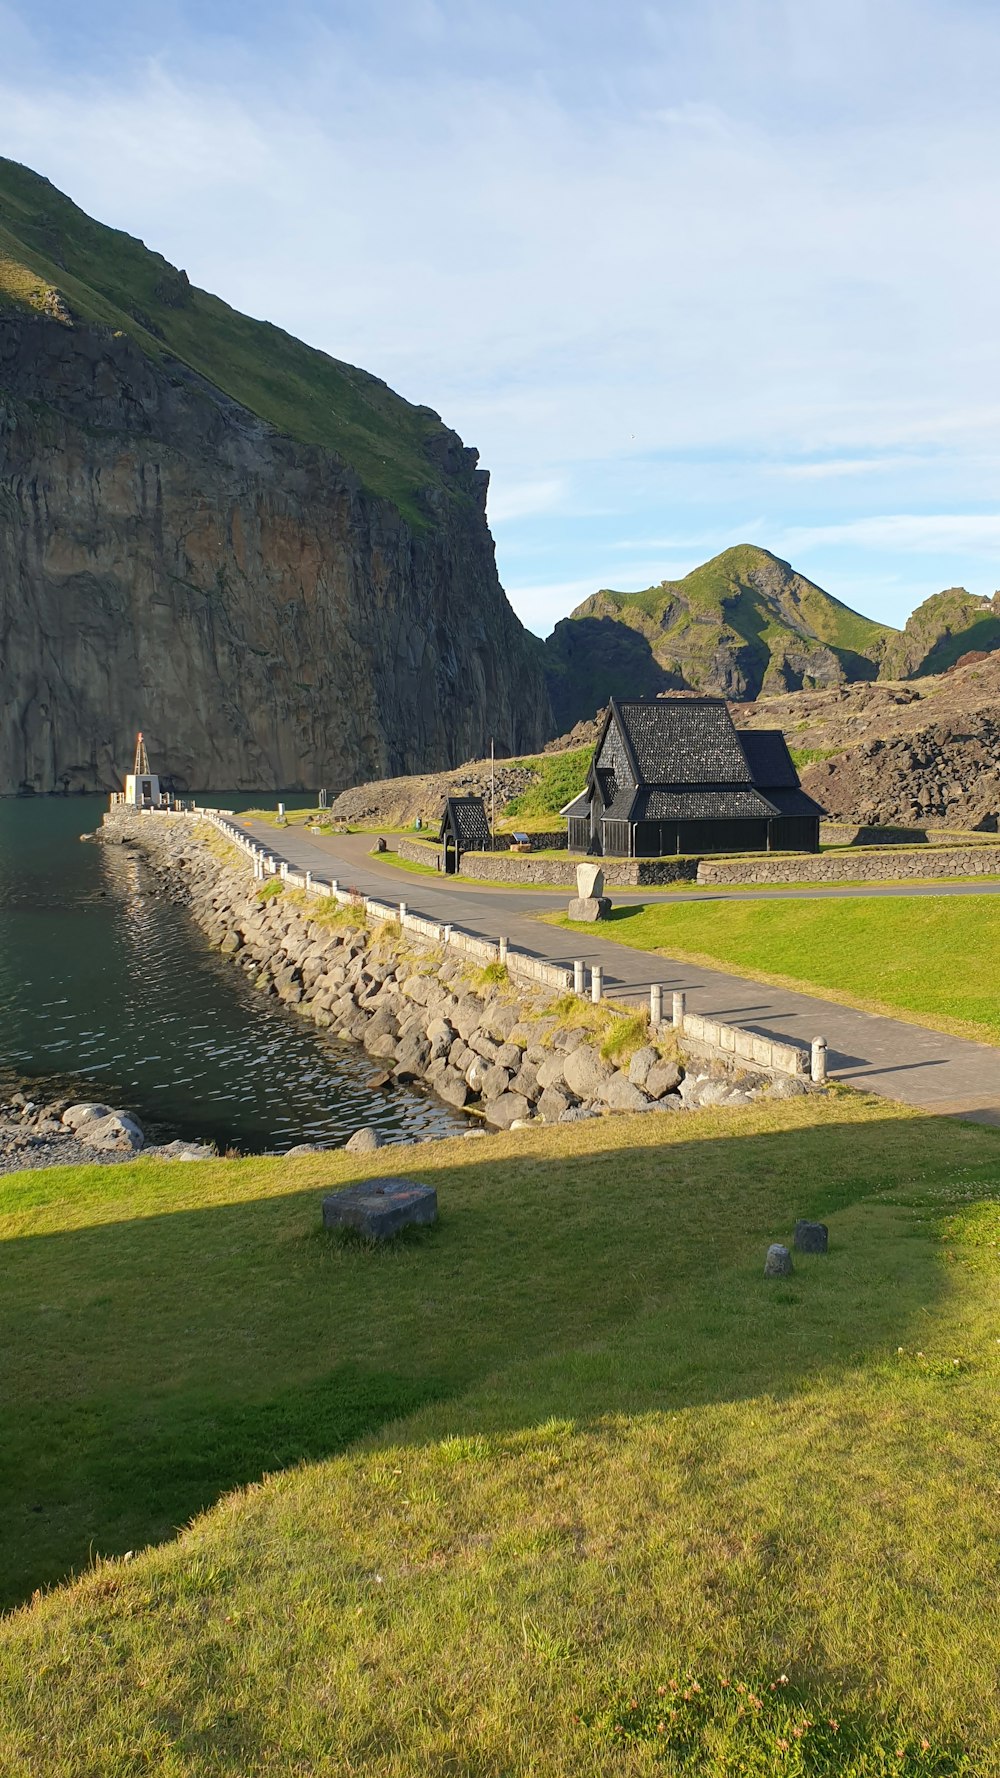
(439, 795, 492, 874)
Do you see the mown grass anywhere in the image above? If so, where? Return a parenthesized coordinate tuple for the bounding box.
(1, 1100, 999, 1772)
(554, 894, 1000, 1045)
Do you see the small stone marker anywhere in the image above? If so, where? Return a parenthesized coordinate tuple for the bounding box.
(576, 861, 605, 900)
(794, 1219, 829, 1253)
(764, 1243, 793, 1277)
(322, 1178, 438, 1241)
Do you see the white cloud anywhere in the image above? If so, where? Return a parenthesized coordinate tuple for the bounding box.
(780, 514, 1000, 555)
(485, 477, 567, 524)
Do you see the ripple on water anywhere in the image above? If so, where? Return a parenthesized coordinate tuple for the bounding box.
(0, 795, 470, 1152)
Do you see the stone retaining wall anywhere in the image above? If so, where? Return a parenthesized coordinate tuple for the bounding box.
(458, 851, 700, 886)
(698, 844, 1000, 885)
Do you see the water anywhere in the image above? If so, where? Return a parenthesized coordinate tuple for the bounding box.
(0, 795, 469, 1152)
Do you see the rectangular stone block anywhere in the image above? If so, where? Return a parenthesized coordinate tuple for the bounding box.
(734, 1029, 756, 1061)
(718, 1022, 736, 1051)
(685, 1012, 705, 1041)
(322, 1178, 438, 1241)
(751, 1036, 773, 1066)
(771, 1041, 807, 1076)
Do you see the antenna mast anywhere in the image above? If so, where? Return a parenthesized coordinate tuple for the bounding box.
(133, 731, 150, 776)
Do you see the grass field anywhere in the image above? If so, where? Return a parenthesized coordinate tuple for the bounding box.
(556, 895, 1000, 1045)
(1, 1098, 999, 1773)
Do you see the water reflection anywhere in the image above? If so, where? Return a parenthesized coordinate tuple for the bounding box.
(0, 795, 468, 1152)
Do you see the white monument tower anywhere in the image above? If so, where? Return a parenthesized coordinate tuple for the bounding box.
(123, 732, 162, 809)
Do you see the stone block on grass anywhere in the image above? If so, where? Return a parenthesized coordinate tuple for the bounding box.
(567, 896, 612, 921)
(794, 1219, 829, 1253)
(322, 1178, 437, 1241)
(764, 1243, 793, 1278)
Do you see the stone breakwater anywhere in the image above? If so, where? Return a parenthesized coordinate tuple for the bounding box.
(102, 811, 817, 1132)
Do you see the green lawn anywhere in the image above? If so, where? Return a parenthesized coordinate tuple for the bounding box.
(555, 894, 1000, 1045)
(1, 1099, 999, 1773)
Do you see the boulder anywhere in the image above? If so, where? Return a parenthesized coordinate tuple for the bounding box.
(576, 861, 606, 899)
(535, 1054, 567, 1092)
(567, 896, 612, 922)
(437, 1068, 470, 1108)
(510, 1061, 540, 1101)
(78, 1112, 145, 1153)
(219, 930, 242, 956)
(156, 1139, 216, 1161)
(644, 1060, 683, 1099)
(598, 1071, 650, 1113)
(61, 1102, 113, 1132)
(627, 1046, 659, 1089)
(344, 1127, 384, 1153)
(563, 1044, 614, 1101)
(482, 1092, 530, 1129)
(322, 1177, 437, 1240)
(764, 1243, 794, 1278)
(537, 1086, 571, 1121)
(364, 1033, 400, 1060)
(284, 1143, 326, 1159)
(478, 1062, 513, 1101)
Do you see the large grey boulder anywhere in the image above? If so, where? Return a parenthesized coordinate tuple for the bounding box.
(538, 1086, 571, 1121)
(284, 1143, 326, 1159)
(483, 1092, 530, 1129)
(344, 1127, 384, 1153)
(436, 1068, 470, 1108)
(323, 1178, 437, 1240)
(563, 1045, 614, 1101)
(62, 1102, 113, 1132)
(535, 1054, 567, 1092)
(644, 1057, 683, 1099)
(567, 896, 612, 922)
(627, 1046, 659, 1089)
(478, 1061, 513, 1101)
(598, 1071, 650, 1113)
(79, 1112, 145, 1153)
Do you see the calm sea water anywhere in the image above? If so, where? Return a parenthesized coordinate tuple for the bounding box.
(0, 794, 468, 1153)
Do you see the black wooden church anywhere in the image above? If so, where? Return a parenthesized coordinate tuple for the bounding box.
(564, 698, 824, 858)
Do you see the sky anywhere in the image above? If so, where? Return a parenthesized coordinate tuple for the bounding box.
(3, 0, 1000, 638)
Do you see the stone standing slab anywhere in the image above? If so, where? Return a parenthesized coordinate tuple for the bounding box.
(794, 1219, 829, 1253)
(322, 1177, 438, 1240)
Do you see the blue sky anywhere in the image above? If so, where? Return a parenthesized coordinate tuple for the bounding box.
(4, 0, 1000, 637)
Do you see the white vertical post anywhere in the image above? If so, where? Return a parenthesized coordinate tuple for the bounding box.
(573, 959, 585, 995)
(672, 990, 686, 1028)
(305, 870, 312, 893)
(498, 936, 508, 964)
(591, 964, 603, 1003)
(650, 983, 663, 1025)
(399, 902, 407, 922)
(443, 923, 452, 944)
(811, 1037, 828, 1084)
(331, 878, 338, 894)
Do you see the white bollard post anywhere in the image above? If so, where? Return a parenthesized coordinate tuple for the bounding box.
(399, 902, 407, 923)
(330, 878, 338, 895)
(811, 1037, 828, 1084)
(672, 990, 686, 1028)
(443, 923, 452, 944)
(591, 964, 603, 1003)
(498, 936, 508, 964)
(573, 959, 585, 995)
(305, 870, 312, 893)
(650, 983, 663, 1025)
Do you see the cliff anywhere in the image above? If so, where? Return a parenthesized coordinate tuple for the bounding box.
(541, 545, 894, 730)
(0, 160, 550, 793)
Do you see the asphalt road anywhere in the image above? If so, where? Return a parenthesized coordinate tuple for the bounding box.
(240, 821, 1000, 1128)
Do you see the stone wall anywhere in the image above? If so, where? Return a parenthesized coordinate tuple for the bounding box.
(698, 844, 1000, 885)
(458, 851, 700, 886)
(101, 809, 818, 1136)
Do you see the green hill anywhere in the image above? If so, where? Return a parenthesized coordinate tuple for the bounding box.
(879, 586, 1000, 679)
(542, 545, 895, 730)
(0, 158, 458, 519)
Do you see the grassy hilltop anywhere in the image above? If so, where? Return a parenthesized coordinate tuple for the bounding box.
(0, 158, 459, 518)
(1, 1099, 999, 1773)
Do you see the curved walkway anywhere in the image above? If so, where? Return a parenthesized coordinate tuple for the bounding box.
(242, 823, 1000, 1128)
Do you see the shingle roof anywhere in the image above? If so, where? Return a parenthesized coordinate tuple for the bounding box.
(738, 729, 800, 789)
(632, 786, 780, 822)
(614, 699, 753, 785)
(439, 795, 492, 849)
(561, 790, 590, 818)
(761, 786, 827, 819)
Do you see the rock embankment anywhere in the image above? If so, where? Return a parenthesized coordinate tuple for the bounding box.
(114, 814, 807, 1130)
(0, 1090, 212, 1175)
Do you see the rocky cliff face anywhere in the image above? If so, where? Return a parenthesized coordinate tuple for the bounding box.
(878, 587, 1000, 680)
(0, 315, 550, 793)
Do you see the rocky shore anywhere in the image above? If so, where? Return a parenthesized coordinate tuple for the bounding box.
(0, 1090, 213, 1175)
(100, 812, 816, 1135)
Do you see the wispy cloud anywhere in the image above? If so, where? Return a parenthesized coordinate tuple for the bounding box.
(486, 477, 567, 524)
(780, 514, 1000, 554)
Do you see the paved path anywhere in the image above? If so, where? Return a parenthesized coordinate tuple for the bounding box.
(240, 822, 1000, 1128)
